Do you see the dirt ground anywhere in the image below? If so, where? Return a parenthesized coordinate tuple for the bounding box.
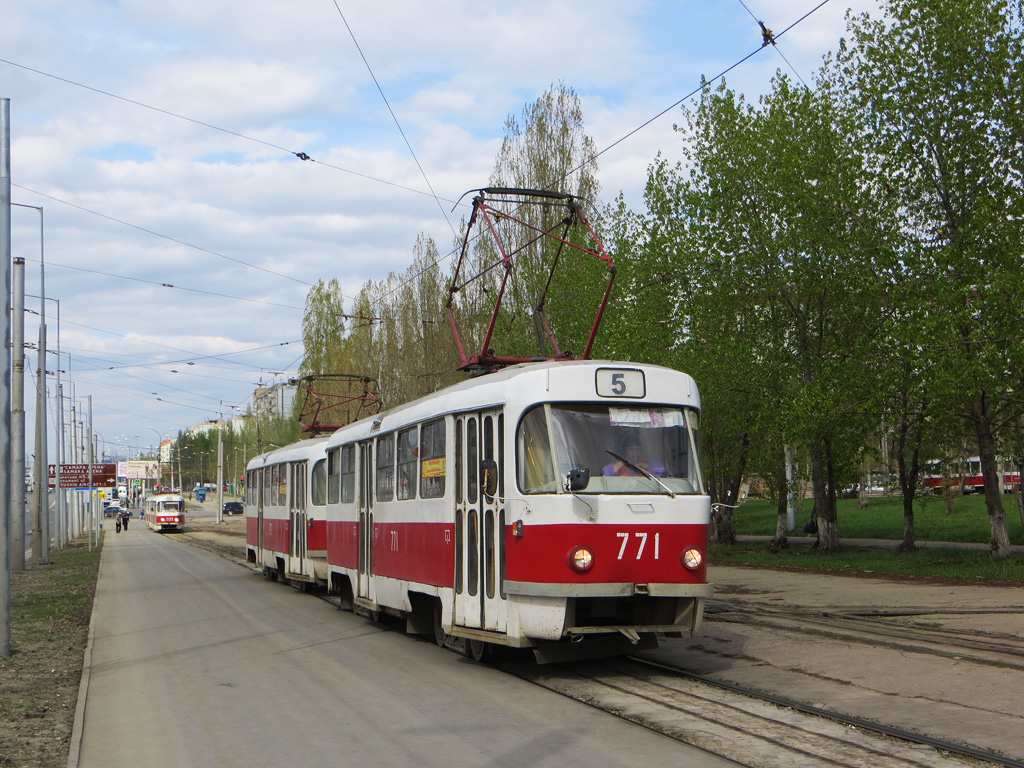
(0, 540, 100, 768)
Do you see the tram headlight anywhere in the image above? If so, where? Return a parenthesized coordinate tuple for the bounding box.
(569, 546, 595, 573)
(681, 547, 704, 571)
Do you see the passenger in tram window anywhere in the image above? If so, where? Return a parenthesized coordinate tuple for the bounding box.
(603, 433, 665, 477)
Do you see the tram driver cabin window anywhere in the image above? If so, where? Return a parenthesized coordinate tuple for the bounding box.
(516, 403, 701, 495)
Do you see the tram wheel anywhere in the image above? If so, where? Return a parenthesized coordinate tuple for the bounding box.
(468, 639, 489, 662)
(433, 603, 446, 647)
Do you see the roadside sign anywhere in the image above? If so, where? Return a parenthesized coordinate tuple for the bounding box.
(48, 463, 117, 488)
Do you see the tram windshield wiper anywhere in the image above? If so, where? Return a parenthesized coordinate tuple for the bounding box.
(605, 450, 676, 498)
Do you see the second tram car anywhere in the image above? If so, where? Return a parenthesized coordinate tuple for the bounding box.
(245, 437, 330, 585)
(246, 360, 711, 661)
(144, 493, 186, 532)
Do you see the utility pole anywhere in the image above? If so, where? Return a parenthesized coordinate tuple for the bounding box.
(33, 323, 48, 562)
(2, 98, 15, 658)
(216, 428, 224, 523)
(10, 258, 25, 570)
(87, 396, 95, 550)
(56, 382, 64, 546)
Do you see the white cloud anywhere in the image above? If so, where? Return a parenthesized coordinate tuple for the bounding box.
(2, 0, 882, 453)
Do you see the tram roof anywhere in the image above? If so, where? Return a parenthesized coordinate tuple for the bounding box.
(324, 359, 700, 448)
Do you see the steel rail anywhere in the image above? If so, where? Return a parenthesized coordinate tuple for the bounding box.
(629, 655, 1024, 768)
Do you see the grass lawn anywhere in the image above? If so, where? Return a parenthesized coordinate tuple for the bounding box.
(714, 493, 1024, 583)
(731, 492, 1024, 543)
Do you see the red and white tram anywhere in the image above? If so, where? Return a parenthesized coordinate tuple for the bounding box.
(143, 493, 186, 532)
(249, 359, 711, 661)
(245, 437, 329, 586)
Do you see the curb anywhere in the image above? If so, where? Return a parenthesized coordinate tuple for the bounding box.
(66, 542, 105, 768)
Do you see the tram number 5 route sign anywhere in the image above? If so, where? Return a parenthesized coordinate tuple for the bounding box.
(596, 368, 646, 398)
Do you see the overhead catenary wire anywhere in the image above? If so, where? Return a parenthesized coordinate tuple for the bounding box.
(9, 3, 837, 434)
(19, 253, 305, 311)
(329, 2, 459, 241)
(13, 184, 315, 288)
(0, 57, 455, 209)
(364, 0, 834, 313)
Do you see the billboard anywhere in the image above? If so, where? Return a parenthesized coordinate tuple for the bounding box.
(121, 460, 161, 481)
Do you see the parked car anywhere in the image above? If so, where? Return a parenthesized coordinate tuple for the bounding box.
(222, 501, 244, 516)
(105, 503, 123, 518)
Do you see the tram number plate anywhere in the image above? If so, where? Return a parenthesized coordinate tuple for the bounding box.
(596, 368, 646, 398)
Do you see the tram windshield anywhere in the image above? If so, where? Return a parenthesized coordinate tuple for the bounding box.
(517, 403, 703, 495)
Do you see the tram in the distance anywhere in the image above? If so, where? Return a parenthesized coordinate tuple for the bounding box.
(143, 493, 186, 532)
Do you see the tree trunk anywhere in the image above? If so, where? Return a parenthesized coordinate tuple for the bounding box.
(894, 405, 920, 552)
(971, 392, 1012, 557)
(712, 503, 735, 544)
(773, 446, 789, 547)
(810, 440, 838, 552)
(858, 459, 868, 509)
(1015, 456, 1024, 533)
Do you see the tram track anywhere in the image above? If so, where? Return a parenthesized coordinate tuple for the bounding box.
(627, 656, 1024, 768)
(705, 602, 1024, 671)
(498, 655, 1005, 768)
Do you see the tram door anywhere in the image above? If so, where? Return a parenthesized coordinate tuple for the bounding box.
(356, 441, 373, 601)
(288, 461, 308, 575)
(454, 410, 506, 633)
(256, 468, 265, 553)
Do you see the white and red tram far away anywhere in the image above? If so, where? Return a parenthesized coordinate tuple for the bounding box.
(143, 493, 186, 532)
(246, 359, 712, 661)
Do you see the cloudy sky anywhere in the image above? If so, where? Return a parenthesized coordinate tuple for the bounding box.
(2, 0, 879, 462)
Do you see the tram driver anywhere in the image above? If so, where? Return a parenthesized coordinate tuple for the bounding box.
(602, 432, 666, 477)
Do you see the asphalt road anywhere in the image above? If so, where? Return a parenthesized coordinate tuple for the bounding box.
(72, 524, 736, 768)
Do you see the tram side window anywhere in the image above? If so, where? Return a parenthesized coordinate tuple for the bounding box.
(468, 418, 479, 504)
(291, 462, 306, 510)
(340, 445, 355, 503)
(263, 467, 273, 506)
(396, 427, 418, 501)
(277, 464, 288, 506)
(327, 449, 340, 504)
(420, 419, 446, 499)
(455, 419, 464, 504)
(376, 433, 395, 502)
(311, 459, 327, 506)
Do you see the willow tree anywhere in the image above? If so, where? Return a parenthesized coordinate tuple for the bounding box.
(300, 278, 347, 378)
(310, 235, 459, 411)
(831, 0, 1024, 556)
(452, 82, 606, 362)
